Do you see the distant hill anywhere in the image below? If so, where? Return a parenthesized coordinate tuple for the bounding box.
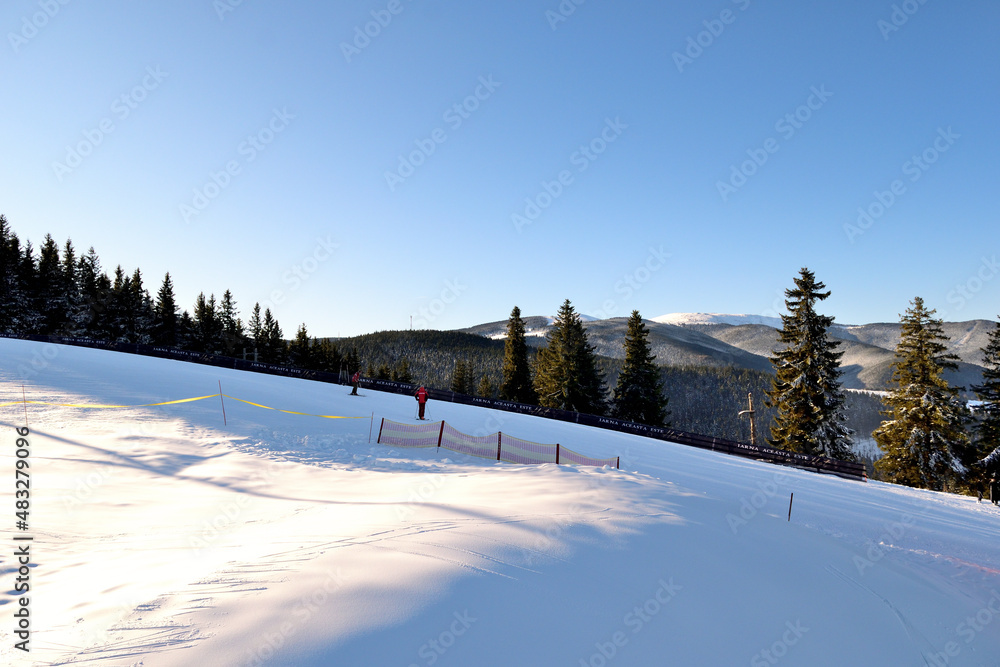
(459, 315, 994, 394)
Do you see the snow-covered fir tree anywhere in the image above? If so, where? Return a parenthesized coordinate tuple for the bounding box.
(873, 297, 970, 490)
(765, 268, 854, 459)
(973, 316, 1000, 472)
(611, 310, 669, 426)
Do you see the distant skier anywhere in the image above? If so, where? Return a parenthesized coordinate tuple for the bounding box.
(991, 476, 998, 506)
(350, 370, 361, 396)
(415, 385, 428, 420)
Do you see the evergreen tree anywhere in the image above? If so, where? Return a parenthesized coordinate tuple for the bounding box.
(261, 307, 285, 363)
(153, 273, 179, 346)
(533, 299, 607, 415)
(765, 268, 854, 459)
(499, 306, 537, 404)
(36, 234, 67, 334)
(60, 239, 82, 335)
(611, 311, 669, 426)
(314, 338, 342, 373)
(76, 247, 107, 338)
(248, 302, 264, 358)
(0, 215, 25, 332)
(973, 317, 1000, 473)
(126, 268, 154, 343)
(375, 362, 392, 380)
(873, 297, 970, 490)
(193, 292, 222, 352)
(477, 375, 495, 399)
(219, 289, 244, 356)
(346, 347, 361, 376)
(451, 359, 474, 394)
(393, 357, 413, 383)
(288, 323, 313, 368)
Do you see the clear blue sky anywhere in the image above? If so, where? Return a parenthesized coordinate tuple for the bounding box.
(2, 0, 997, 336)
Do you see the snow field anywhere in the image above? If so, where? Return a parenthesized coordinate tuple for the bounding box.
(0, 338, 999, 666)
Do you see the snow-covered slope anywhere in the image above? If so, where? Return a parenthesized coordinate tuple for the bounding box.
(653, 312, 787, 328)
(2, 339, 999, 666)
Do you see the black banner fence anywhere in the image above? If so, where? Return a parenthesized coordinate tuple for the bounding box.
(2, 333, 866, 481)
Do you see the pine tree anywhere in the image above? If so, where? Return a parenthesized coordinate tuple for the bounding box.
(873, 297, 970, 490)
(248, 302, 264, 358)
(153, 273, 179, 346)
(765, 268, 854, 459)
(60, 239, 82, 335)
(36, 234, 67, 334)
(973, 317, 1000, 473)
(499, 306, 537, 404)
(261, 308, 285, 363)
(533, 299, 607, 415)
(76, 247, 107, 338)
(346, 347, 361, 376)
(218, 290, 244, 355)
(193, 292, 222, 352)
(393, 358, 413, 383)
(0, 215, 24, 332)
(611, 310, 669, 426)
(477, 375, 495, 399)
(289, 323, 313, 368)
(451, 359, 473, 394)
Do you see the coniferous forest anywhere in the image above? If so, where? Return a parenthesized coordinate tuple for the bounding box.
(3, 217, 998, 492)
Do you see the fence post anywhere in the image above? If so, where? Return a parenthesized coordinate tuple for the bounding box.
(437, 421, 444, 447)
(556, 444, 560, 465)
(616, 456, 620, 470)
(377, 417, 385, 444)
(497, 432, 502, 461)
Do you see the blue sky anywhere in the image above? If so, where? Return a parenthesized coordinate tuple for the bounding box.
(2, 0, 997, 336)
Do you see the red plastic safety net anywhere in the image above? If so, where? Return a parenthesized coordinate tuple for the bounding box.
(377, 419, 618, 468)
(377, 419, 441, 448)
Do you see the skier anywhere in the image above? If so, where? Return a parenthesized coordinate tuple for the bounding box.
(350, 370, 361, 396)
(415, 385, 429, 420)
(991, 476, 998, 506)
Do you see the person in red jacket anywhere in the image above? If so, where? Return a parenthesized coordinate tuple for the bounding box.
(350, 370, 361, 396)
(415, 386, 428, 420)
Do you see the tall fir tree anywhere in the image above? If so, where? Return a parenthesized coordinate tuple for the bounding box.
(261, 307, 285, 363)
(60, 239, 82, 335)
(611, 311, 669, 426)
(153, 273, 179, 346)
(451, 359, 475, 394)
(873, 297, 970, 490)
(765, 268, 854, 460)
(499, 306, 537, 404)
(219, 289, 244, 356)
(972, 317, 1000, 473)
(288, 323, 314, 368)
(533, 299, 607, 415)
(36, 234, 67, 334)
(0, 215, 25, 332)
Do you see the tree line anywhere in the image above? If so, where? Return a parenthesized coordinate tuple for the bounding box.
(764, 267, 1000, 493)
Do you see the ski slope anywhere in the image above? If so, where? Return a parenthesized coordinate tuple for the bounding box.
(1, 338, 999, 666)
